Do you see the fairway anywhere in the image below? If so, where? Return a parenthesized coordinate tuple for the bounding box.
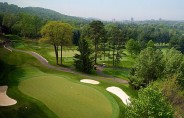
(19, 75, 114, 118)
(48, 50, 79, 57)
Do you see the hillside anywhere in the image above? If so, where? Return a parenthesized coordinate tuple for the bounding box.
(0, 2, 90, 24)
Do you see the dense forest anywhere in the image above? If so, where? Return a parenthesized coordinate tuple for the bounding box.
(0, 2, 90, 25)
(0, 2, 184, 47)
(1, 2, 184, 118)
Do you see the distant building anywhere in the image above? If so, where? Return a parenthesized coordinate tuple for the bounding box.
(131, 17, 134, 22)
(112, 19, 116, 23)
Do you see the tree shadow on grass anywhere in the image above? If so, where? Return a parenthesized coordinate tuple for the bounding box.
(0, 60, 58, 118)
(0, 59, 19, 86)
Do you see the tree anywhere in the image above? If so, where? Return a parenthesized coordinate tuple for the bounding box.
(129, 47, 163, 89)
(0, 13, 3, 26)
(11, 13, 43, 38)
(41, 21, 60, 64)
(41, 21, 73, 65)
(125, 87, 173, 118)
(170, 35, 184, 53)
(32, 16, 42, 38)
(2, 13, 17, 33)
(89, 20, 106, 64)
(72, 29, 81, 46)
(147, 40, 155, 48)
(74, 39, 94, 73)
(58, 23, 73, 65)
(108, 25, 124, 67)
(163, 48, 184, 88)
(125, 39, 141, 56)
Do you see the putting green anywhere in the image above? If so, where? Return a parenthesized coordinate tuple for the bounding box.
(48, 50, 79, 57)
(19, 75, 115, 118)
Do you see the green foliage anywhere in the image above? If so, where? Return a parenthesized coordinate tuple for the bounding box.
(152, 77, 184, 117)
(2, 13, 17, 29)
(163, 48, 184, 88)
(107, 25, 124, 67)
(41, 21, 73, 65)
(0, 2, 89, 26)
(74, 39, 94, 73)
(170, 35, 184, 53)
(147, 40, 155, 48)
(125, 39, 141, 56)
(125, 87, 173, 118)
(72, 29, 80, 46)
(89, 20, 106, 64)
(129, 47, 163, 89)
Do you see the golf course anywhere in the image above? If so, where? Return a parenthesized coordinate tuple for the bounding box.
(0, 42, 137, 118)
(1, 2, 183, 117)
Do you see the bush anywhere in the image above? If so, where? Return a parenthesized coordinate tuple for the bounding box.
(125, 87, 173, 118)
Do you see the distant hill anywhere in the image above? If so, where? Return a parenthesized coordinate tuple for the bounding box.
(0, 2, 90, 25)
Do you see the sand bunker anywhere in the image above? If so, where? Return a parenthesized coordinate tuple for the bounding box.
(80, 79, 100, 85)
(0, 86, 17, 106)
(106, 86, 130, 105)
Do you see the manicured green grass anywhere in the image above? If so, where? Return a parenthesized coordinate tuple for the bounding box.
(0, 47, 120, 118)
(0, 48, 58, 118)
(19, 74, 115, 118)
(1, 38, 139, 118)
(48, 50, 79, 57)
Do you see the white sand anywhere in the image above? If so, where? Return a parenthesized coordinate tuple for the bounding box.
(0, 86, 17, 106)
(106, 86, 130, 105)
(4, 45, 12, 52)
(32, 52, 49, 63)
(80, 79, 100, 85)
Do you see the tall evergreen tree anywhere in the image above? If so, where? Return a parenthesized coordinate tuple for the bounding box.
(89, 20, 106, 64)
(74, 39, 94, 73)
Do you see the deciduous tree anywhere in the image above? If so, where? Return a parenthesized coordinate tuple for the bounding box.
(129, 47, 163, 89)
(125, 87, 173, 118)
(125, 39, 141, 56)
(41, 21, 72, 65)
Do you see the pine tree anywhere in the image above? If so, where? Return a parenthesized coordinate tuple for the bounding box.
(74, 39, 94, 73)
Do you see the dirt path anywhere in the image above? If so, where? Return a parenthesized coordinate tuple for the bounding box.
(8, 47, 128, 84)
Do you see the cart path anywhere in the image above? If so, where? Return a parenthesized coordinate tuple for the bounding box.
(8, 47, 128, 84)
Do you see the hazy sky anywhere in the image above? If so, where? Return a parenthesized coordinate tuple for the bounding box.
(0, 0, 184, 21)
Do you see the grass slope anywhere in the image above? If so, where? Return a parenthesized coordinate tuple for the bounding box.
(0, 48, 58, 118)
(19, 75, 113, 118)
(0, 47, 120, 118)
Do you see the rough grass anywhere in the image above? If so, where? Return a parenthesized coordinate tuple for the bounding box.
(103, 68, 130, 80)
